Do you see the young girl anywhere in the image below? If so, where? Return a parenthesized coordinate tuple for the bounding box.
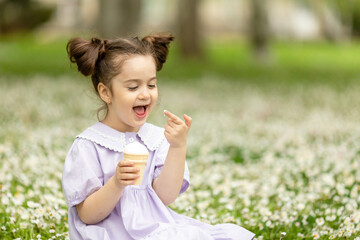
(62, 33, 255, 240)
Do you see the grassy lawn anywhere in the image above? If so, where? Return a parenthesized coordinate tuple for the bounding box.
(1, 34, 360, 87)
(0, 35, 359, 239)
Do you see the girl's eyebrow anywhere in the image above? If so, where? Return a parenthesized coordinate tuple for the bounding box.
(124, 77, 157, 83)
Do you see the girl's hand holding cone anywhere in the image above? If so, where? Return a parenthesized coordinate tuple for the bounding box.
(115, 161, 140, 188)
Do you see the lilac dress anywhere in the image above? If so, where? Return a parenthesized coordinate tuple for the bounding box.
(62, 122, 255, 240)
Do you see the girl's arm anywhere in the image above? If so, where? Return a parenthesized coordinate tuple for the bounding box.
(76, 161, 139, 224)
(152, 110, 192, 206)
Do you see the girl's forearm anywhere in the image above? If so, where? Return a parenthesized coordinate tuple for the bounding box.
(152, 145, 186, 205)
(76, 176, 124, 224)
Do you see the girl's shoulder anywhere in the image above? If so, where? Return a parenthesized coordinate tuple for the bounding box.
(75, 122, 167, 153)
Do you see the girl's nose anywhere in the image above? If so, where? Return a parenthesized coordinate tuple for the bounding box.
(138, 87, 150, 100)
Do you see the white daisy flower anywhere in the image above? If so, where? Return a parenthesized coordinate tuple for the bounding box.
(316, 217, 325, 226)
(312, 232, 320, 239)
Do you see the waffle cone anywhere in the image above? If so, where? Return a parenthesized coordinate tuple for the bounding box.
(123, 153, 148, 185)
(123, 153, 148, 161)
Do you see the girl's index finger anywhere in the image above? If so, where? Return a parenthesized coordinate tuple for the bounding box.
(164, 110, 183, 124)
(119, 160, 134, 167)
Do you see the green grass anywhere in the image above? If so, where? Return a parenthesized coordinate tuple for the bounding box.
(0, 34, 70, 77)
(162, 39, 360, 88)
(1, 34, 360, 88)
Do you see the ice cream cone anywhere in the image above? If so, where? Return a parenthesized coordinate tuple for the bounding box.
(123, 153, 148, 185)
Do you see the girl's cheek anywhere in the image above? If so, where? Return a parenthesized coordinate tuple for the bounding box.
(152, 90, 159, 100)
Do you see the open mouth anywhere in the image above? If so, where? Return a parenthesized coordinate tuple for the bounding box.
(133, 105, 149, 119)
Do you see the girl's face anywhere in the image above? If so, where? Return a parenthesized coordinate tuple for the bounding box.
(101, 54, 158, 132)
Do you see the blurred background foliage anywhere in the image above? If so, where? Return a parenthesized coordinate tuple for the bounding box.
(0, 0, 359, 87)
(0, 0, 54, 34)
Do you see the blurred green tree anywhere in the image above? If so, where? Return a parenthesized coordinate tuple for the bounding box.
(98, 0, 142, 38)
(176, 0, 203, 59)
(0, 0, 54, 34)
(332, 0, 360, 38)
(249, 0, 270, 62)
(309, 0, 345, 41)
(297, 0, 360, 40)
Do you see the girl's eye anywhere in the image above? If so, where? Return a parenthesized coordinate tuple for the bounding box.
(148, 84, 156, 88)
(128, 86, 138, 90)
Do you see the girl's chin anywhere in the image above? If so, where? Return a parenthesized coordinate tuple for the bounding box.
(132, 116, 148, 126)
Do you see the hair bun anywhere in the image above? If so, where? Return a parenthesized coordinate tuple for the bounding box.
(67, 37, 107, 76)
(91, 37, 107, 59)
(142, 33, 174, 71)
(143, 36, 156, 45)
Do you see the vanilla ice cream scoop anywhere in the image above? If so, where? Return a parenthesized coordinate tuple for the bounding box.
(124, 142, 149, 155)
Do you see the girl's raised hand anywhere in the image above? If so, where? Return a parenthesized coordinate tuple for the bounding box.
(164, 110, 192, 148)
(114, 161, 140, 188)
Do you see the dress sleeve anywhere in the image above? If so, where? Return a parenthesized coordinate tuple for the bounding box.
(62, 138, 103, 207)
(152, 139, 190, 194)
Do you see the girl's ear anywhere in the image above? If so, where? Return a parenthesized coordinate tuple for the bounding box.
(98, 83, 112, 104)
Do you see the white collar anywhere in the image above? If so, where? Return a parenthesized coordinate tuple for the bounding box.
(76, 122, 165, 152)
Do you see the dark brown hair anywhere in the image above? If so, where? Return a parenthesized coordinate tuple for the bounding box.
(66, 33, 174, 119)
